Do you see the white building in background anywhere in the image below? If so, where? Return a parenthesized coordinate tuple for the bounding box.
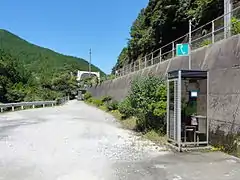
(76, 70, 100, 81)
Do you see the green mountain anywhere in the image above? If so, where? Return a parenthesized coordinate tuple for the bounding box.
(0, 29, 104, 103)
(0, 29, 104, 77)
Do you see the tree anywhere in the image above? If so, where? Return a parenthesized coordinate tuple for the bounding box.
(113, 0, 224, 72)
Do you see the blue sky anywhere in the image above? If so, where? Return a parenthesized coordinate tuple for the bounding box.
(0, 0, 148, 74)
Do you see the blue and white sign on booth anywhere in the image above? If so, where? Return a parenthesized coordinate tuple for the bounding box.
(176, 43, 190, 56)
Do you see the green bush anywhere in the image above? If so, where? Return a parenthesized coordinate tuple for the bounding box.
(84, 92, 92, 100)
(232, 17, 240, 35)
(101, 96, 112, 103)
(128, 75, 167, 133)
(86, 97, 93, 103)
(106, 100, 118, 111)
(91, 98, 103, 107)
(118, 97, 134, 118)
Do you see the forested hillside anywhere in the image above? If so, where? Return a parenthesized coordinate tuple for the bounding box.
(0, 29, 104, 77)
(0, 29, 104, 103)
(112, 0, 226, 72)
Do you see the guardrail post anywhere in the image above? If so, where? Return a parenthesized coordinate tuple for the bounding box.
(12, 106, 14, 111)
(134, 62, 136, 72)
(212, 20, 215, 43)
(139, 59, 141, 70)
(43, 104, 45, 108)
(32, 105, 35, 109)
(21, 106, 24, 110)
(52, 103, 54, 107)
(1, 108, 3, 113)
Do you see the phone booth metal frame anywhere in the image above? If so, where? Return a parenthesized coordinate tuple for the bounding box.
(167, 70, 209, 151)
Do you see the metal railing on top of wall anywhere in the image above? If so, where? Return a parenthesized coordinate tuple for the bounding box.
(115, 5, 240, 77)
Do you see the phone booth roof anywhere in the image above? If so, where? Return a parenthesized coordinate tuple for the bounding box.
(168, 70, 208, 80)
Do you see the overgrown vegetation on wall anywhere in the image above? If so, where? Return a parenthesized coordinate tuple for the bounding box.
(112, 0, 224, 72)
(84, 75, 167, 137)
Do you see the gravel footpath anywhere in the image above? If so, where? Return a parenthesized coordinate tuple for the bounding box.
(0, 100, 240, 180)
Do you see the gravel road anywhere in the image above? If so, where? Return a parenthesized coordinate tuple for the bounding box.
(0, 100, 240, 180)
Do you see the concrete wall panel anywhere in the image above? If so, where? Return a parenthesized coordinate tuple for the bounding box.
(88, 35, 240, 134)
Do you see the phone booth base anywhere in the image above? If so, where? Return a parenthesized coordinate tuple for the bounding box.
(167, 70, 209, 152)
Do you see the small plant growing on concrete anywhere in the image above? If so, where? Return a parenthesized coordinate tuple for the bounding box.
(84, 92, 92, 101)
(231, 17, 240, 35)
(200, 39, 211, 47)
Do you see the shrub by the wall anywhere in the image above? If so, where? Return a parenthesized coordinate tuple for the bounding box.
(84, 92, 92, 101)
(101, 96, 112, 103)
(118, 97, 135, 119)
(128, 75, 167, 133)
(91, 98, 103, 107)
(106, 100, 118, 111)
(232, 17, 240, 35)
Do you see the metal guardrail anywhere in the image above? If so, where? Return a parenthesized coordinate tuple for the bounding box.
(0, 96, 69, 113)
(115, 5, 240, 77)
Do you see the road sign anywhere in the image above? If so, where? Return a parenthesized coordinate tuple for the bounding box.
(176, 43, 190, 56)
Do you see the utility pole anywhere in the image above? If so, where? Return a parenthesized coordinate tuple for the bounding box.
(89, 48, 92, 77)
(224, 0, 232, 38)
(189, 20, 192, 70)
(0, 31, 2, 59)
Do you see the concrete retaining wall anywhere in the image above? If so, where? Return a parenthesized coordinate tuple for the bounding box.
(89, 35, 240, 137)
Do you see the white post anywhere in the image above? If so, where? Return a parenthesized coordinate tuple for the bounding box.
(12, 106, 14, 111)
(151, 53, 154, 65)
(43, 104, 45, 108)
(145, 56, 147, 68)
(224, 0, 227, 39)
(189, 20, 192, 70)
(139, 59, 141, 70)
(21, 106, 24, 110)
(159, 48, 162, 63)
(1, 108, 3, 113)
(177, 70, 182, 152)
(167, 78, 169, 139)
(172, 42, 175, 58)
(32, 105, 35, 109)
(212, 20, 215, 43)
(207, 71, 210, 145)
(52, 103, 54, 107)
(224, 0, 232, 38)
(227, 1, 232, 37)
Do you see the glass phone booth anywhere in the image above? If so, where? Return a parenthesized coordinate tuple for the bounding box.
(167, 70, 209, 151)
